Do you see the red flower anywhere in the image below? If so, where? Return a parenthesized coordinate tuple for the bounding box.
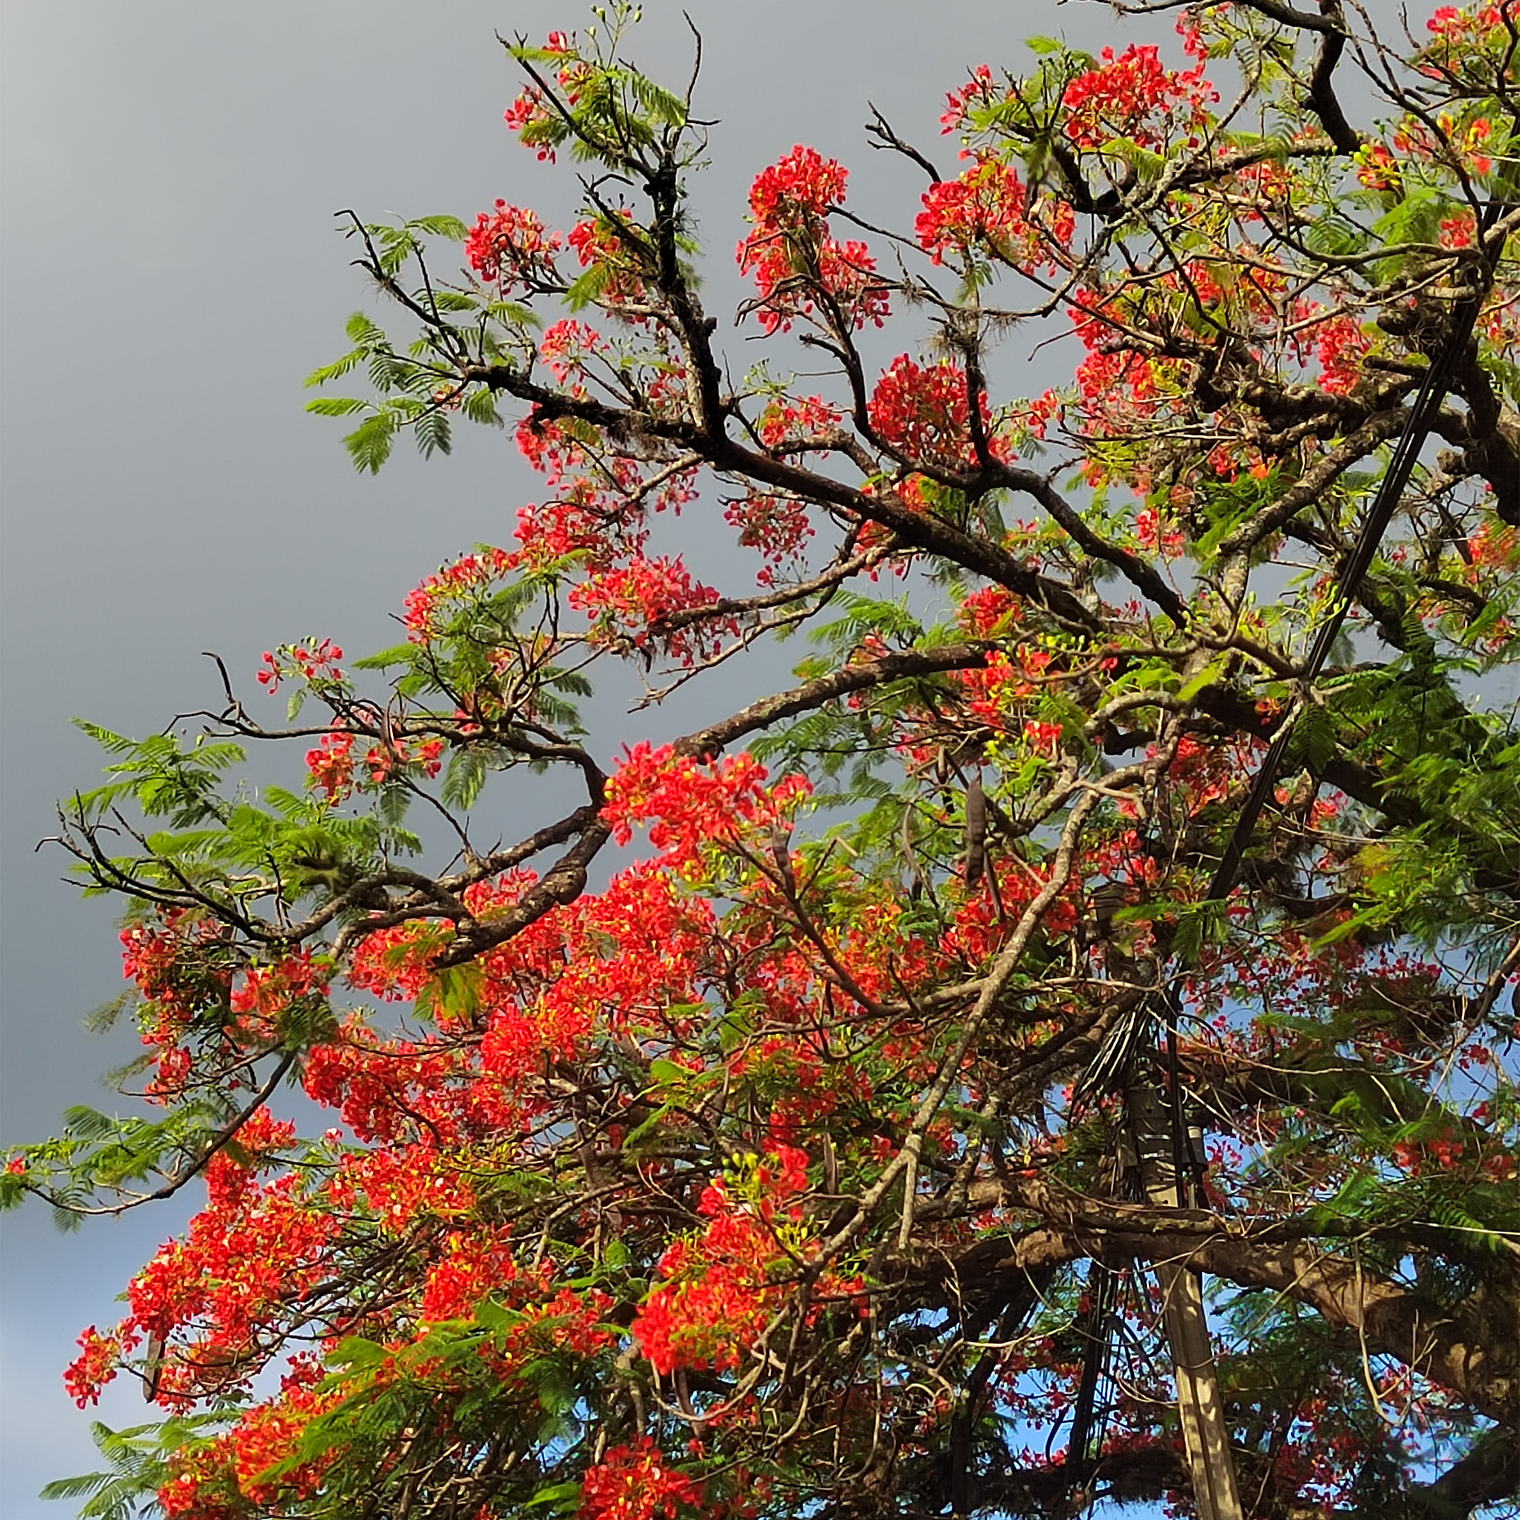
(939, 64, 995, 135)
(256, 638, 344, 693)
(63, 1325, 138, 1408)
(403, 548, 514, 640)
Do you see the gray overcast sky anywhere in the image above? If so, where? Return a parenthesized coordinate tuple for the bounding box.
(0, 1, 1405, 1512)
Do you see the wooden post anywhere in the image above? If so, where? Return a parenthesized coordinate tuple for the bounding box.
(1126, 1078, 1244, 1520)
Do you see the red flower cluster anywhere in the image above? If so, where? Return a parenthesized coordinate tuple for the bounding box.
(120, 911, 236, 1098)
(67, 1114, 336, 1409)
(1466, 518, 1518, 572)
(504, 86, 556, 157)
(158, 1443, 244, 1520)
(580, 1437, 701, 1520)
(957, 585, 1024, 637)
(723, 492, 814, 582)
(1061, 44, 1215, 151)
(1134, 506, 1185, 558)
(567, 209, 647, 306)
(325, 858, 722, 1139)
(305, 730, 354, 803)
(1441, 212, 1478, 248)
(230, 953, 328, 1030)
(756, 393, 844, 448)
(1067, 297, 1180, 448)
(256, 637, 343, 693)
(366, 735, 445, 785)
(158, 1363, 334, 1517)
(938, 63, 995, 135)
(203, 1108, 297, 1211)
(916, 158, 1047, 269)
(64, 1324, 137, 1409)
(538, 318, 607, 389)
(1426, 3, 1508, 40)
(333, 1144, 477, 1235)
(403, 547, 514, 641)
(956, 641, 1055, 727)
(745, 143, 845, 233)
(501, 32, 590, 162)
(1356, 141, 1401, 192)
(869, 354, 1006, 469)
(602, 743, 811, 872)
(1016, 388, 1062, 441)
(306, 729, 444, 802)
(569, 555, 734, 666)
(419, 1227, 520, 1322)
(464, 201, 563, 289)
(737, 146, 888, 334)
(632, 1146, 810, 1375)
(1313, 313, 1372, 396)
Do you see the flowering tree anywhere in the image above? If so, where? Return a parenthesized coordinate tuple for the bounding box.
(9, 2, 1520, 1516)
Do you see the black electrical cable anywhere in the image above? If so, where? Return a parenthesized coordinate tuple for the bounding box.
(1062, 1259, 1119, 1487)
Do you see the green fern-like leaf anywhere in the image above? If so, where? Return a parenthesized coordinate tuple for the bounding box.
(345, 413, 396, 475)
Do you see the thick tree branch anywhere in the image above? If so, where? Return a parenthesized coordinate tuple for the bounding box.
(958, 1174, 1520, 1426)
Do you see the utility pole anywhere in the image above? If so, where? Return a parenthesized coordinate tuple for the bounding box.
(1126, 1077, 1243, 1520)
